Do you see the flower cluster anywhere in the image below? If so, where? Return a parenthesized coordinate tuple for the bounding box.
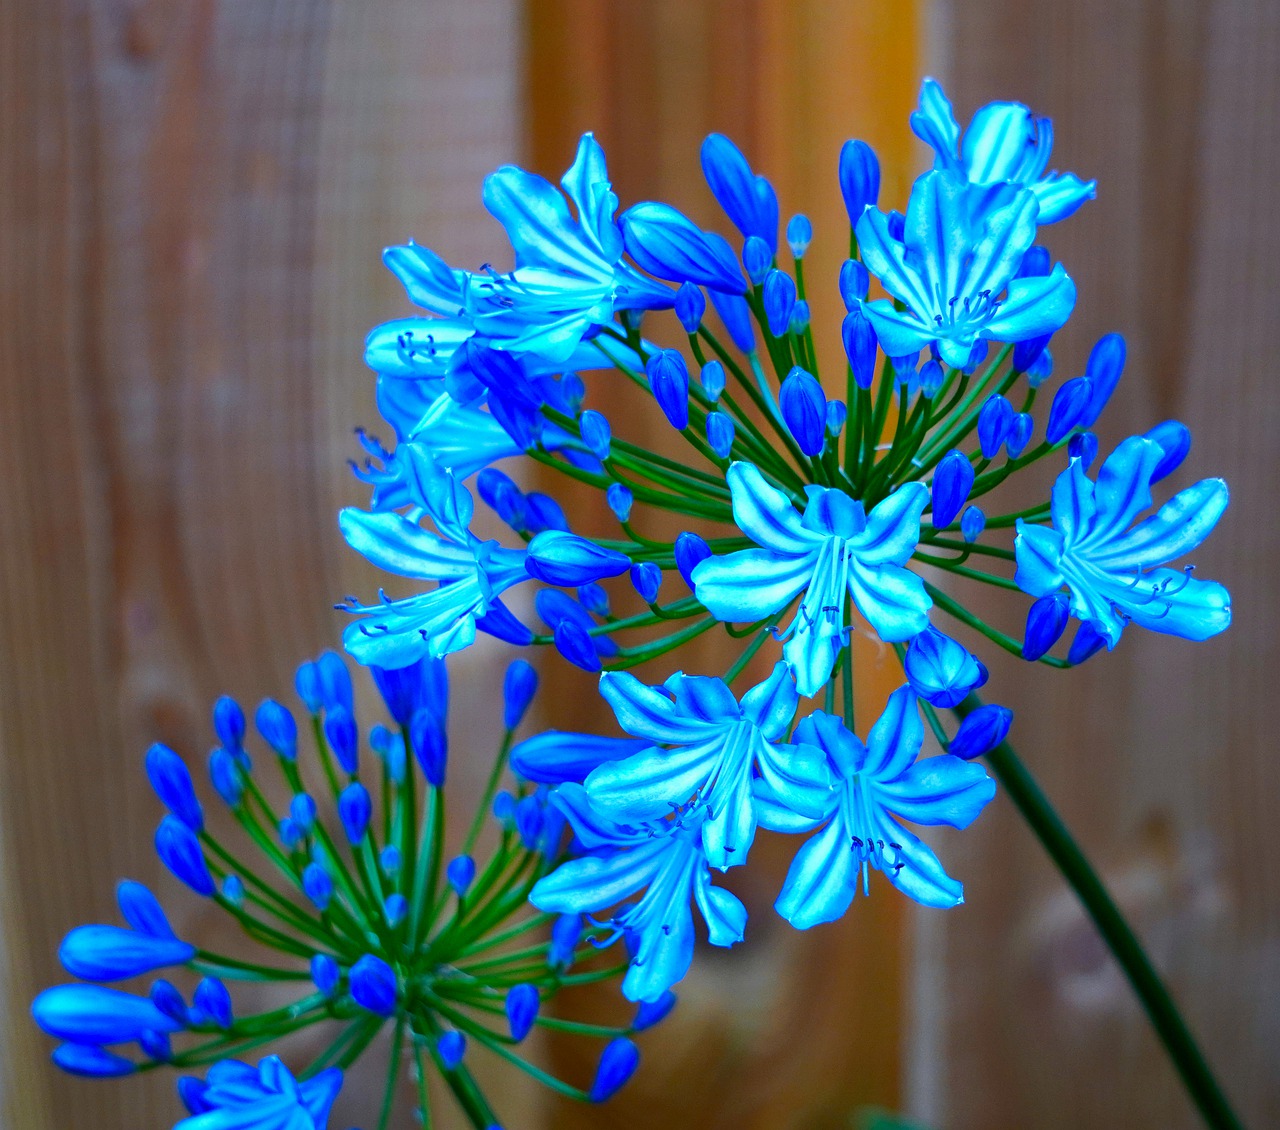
(34, 654, 651, 1128)
(34, 76, 1232, 1129)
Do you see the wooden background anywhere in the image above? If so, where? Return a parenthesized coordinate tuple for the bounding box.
(1, 2, 1277, 1128)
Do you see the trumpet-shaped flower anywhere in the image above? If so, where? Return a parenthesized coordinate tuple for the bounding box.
(1014, 437, 1231, 648)
(760, 687, 996, 925)
(911, 77, 1096, 224)
(175, 1056, 343, 1130)
(692, 463, 931, 695)
(530, 785, 747, 1002)
(468, 133, 674, 362)
(340, 447, 532, 668)
(582, 663, 831, 870)
(855, 170, 1077, 369)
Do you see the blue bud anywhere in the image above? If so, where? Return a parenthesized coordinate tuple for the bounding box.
(839, 139, 880, 223)
(503, 660, 539, 730)
(931, 450, 975, 529)
(222, 875, 244, 905)
(674, 532, 712, 588)
(1046, 376, 1093, 444)
(590, 1038, 640, 1103)
(207, 747, 243, 808)
(33, 985, 180, 1045)
(762, 269, 797, 337)
(1082, 332, 1126, 426)
(526, 530, 630, 587)
(411, 708, 447, 787)
(515, 794, 544, 849)
(254, 699, 297, 760)
(1068, 622, 1108, 665)
(577, 583, 610, 618)
(977, 394, 1015, 457)
(493, 790, 517, 825)
(1017, 245, 1051, 278)
(1007, 412, 1035, 458)
(59, 926, 194, 982)
(552, 619, 602, 673)
(118, 879, 176, 938)
(741, 235, 773, 285)
(447, 854, 476, 897)
(560, 372, 585, 411)
(904, 628, 989, 708)
(950, 705, 1013, 760)
(338, 782, 372, 845)
(646, 349, 691, 430)
(302, 863, 333, 911)
(892, 351, 920, 378)
(842, 308, 877, 389)
(1026, 345, 1054, 387)
(786, 213, 812, 258)
(145, 743, 203, 832)
(193, 977, 232, 1029)
(961, 506, 986, 543)
(323, 706, 358, 776)
(311, 954, 339, 997)
(290, 793, 317, 832)
(370, 727, 406, 784)
(548, 913, 582, 970)
(1068, 430, 1099, 469)
(700, 134, 779, 252)
(505, 983, 540, 1042)
(633, 989, 678, 1030)
(1144, 420, 1192, 483)
(1012, 333, 1052, 374)
(709, 288, 756, 352)
(699, 359, 726, 401)
(839, 259, 870, 309)
(384, 893, 408, 926)
(212, 696, 245, 751)
(379, 846, 401, 876)
(630, 562, 662, 604)
(706, 410, 736, 459)
(278, 817, 303, 850)
(674, 282, 706, 333)
(52, 1043, 136, 1078)
(918, 359, 945, 398)
(140, 1029, 170, 1064)
(155, 816, 214, 897)
(149, 979, 188, 1024)
(779, 367, 826, 455)
(316, 651, 354, 713)
(1023, 592, 1070, 661)
(620, 201, 746, 293)
(524, 492, 570, 535)
(350, 954, 397, 1016)
(606, 483, 634, 524)
(579, 409, 611, 460)
(886, 210, 906, 242)
(789, 299, 811, 334)
(825, 400, 848, 437)
(477, 468, 526, 530)
(437, 1029, 467, 1070)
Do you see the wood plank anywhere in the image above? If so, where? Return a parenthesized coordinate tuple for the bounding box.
(913, 2, 1280, 1126)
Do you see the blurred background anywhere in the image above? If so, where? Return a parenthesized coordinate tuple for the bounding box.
(2, 1, 1278, 1127)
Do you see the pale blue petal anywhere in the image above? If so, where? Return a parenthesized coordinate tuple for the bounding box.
(854, 209, 934, 314)
(1031, 173, 1097, 224)
(364, 318, 472, 379)
(693, 548, 815, 624)
(599, 672, 718, 744)
(725, 463, 815, 552)
(876, 755, 996, 828)
(903, 171, 971, 303)
(783, 614, 844, 699)
(754, 737, 832, 819)
(664, 673, 739, 722)
(585, 738, 719, 820)
(1051, 458, 1098, 542)
(694, 876, 747, 947)
(859, 299, 936, 359)
(1110, 569, 1232, 642)
(855, 482, 929, 565)
(382, 242, 466, 315)
(775, 818, 859, 929)
(622, 901, 696, 1004)
(751, 776, 829, 833)
(846, 561, 932, 642)
(738, 661, 798, 738)
(530, 844, 664, 915)
(701, 770, 758, 870)
(876, 811, 964, 908)
(483, 165, 589, 274)
(1091, 478, 1229, 570)
(911, 78, 962, 168)
(1085, 437, 1163, 545)
(961, 102, 1037, 183)
(982, 266, 1076, 343)
(1014, 521, 1066, 597)
(864, 685, 923, 780)
(963, 187, 1039, 298)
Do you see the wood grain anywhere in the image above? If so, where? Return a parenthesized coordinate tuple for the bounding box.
(913, 2, 1280, 1126)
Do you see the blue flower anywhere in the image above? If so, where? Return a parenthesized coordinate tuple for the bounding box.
(582, 663, 831, 870)
(33, 984, 183, 1045)
(1015, 437, 1231, 648)
(530, 785, 747, 1003)
(910, 77, 1096, 224)
(692, 463, 931, 695)
(472, 133, 674, 362)
(340, 448, 532, 668)
(760, 687, 995, 925)
(855, 170, 1077, 368)
(174, 1055, 342, 1130)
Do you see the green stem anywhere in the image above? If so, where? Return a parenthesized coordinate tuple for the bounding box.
(956, 693, 1244, 1130)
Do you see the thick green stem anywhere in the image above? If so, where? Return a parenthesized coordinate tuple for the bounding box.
(955, 693, 1244, 1130)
